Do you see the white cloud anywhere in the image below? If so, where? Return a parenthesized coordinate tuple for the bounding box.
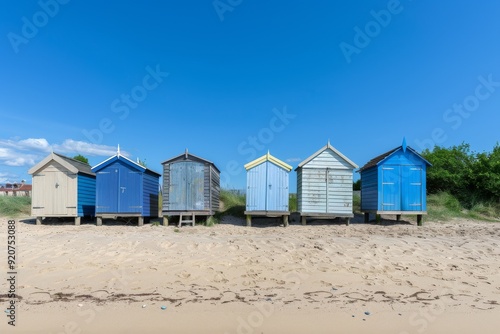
(4, 157, 36, 167)
(0, 147, 37, 167)
(0, 138, 51, 152)
(53, 139, 127, 157)
(0, 137, 128, 167)
(286, 157, 302, 163)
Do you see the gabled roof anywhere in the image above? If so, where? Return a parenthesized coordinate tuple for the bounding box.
(161, 149, 220, 173)
(28, 152, 95, 176)
(359, 145, 432, 172)
(296, 141, 358, 170)
(92, 153, 161, 177)
(244, 152, 293, 171)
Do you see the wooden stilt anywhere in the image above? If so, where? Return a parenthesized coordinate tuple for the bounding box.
(364, 212, 369, 223)
(75, 217, 81, 226)
(246, 215, 252, 227)
(283, 215, 289, 227)
(301, 216, 307, 226)
(96, 217, 102, 226)
(36, 217, 42, 225)
(376, 214, 381, 224)
(163, 216, 169, 226)
(417, 214, 423, 226)
(346, 218, 350, 226)
(138, 217, 144, 226)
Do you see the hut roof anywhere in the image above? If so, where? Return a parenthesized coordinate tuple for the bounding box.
(28, 152, 95, 176)
(296, 141, 358, 170)
(161, 149, 220, 173)
(359, 145, 431, 172)
(92, 152, 161, 176)
(244, 152, 293, 171)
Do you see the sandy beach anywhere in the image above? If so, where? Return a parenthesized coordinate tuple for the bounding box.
(1, 216, 499, 333)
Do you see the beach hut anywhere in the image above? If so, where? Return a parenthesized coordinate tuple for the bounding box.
(296, 141, 358, 225)
(91, 148, 161, 226)
(244, 152, 292, 227)
(359, 140, 431, 226)
(29, 152, 96, 225)
(161, 150, 220, 227)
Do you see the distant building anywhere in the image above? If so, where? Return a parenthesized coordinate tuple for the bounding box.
(0, 181, 32, 197)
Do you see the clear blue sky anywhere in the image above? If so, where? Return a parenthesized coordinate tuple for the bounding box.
(1, 1, 499, 190)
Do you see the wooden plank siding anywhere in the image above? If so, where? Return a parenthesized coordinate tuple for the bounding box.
(143, 171, 160, 217)
(77, 173, 96, 216)
(296, 143, 358, 217)
(299, 168, 353, 214)
(360, 167, 378, 211)
(162, 151, 220, 215)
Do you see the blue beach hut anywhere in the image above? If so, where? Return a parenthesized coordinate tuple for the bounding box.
(359, 140, 431, 225)
(92, 147, 161, 226)
(244, 152, 293, 227)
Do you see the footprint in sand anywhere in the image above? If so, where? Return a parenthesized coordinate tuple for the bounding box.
(176, 271, 191, 279)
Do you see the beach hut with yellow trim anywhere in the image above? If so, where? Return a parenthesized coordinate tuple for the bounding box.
(244, 151, 292, 227)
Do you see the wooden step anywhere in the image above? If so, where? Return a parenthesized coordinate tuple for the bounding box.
(178, 213, 196, 227)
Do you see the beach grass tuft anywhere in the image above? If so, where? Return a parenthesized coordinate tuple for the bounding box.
(0, 196, 31, 217)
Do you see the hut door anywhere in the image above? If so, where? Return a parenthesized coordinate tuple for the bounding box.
(266, 163, 289, 211)
(381, 166, 401, 211)
(246, 164, 267, 211)
(169, 162, 184, 211)
(169, 162, 204, 211)
(186, 163, 204, 210)
(49, 171, 68, 215)
(96, 169, 119, 213)
(402, 166, 423, 211)
(119, 170, 142, 213)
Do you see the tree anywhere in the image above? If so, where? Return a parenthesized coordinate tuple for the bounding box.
(353, 179, 361, 190)
(470, 143, 500, 203)
(73, 154, 89, 165)
(421, 143, 473, 201)
(422, 142, 500, 207)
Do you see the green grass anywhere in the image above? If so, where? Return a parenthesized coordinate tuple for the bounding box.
(427, 192, 500, 222)
(289, 193, 297, 212)
(216, 190, 246, 218)
(353, 193, 361, 214)
(202, 216, 219, 227)
(0, 196, 31, 217)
